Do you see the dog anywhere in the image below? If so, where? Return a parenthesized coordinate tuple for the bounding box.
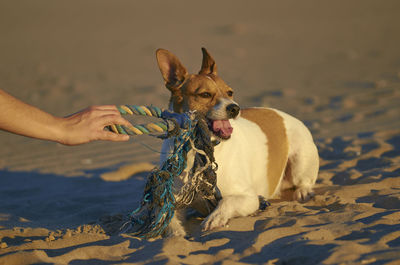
(156, 48, 319, 236)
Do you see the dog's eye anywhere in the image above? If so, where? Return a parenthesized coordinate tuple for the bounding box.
(199, 92, 212, 98)
(227, 91, 234, 97)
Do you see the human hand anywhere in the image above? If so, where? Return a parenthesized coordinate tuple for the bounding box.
(58, 105, 131, 145)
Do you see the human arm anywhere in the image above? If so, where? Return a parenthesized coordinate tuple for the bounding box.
(0, 89, 131, 145)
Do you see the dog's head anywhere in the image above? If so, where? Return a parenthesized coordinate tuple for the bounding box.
(156, 48, 240, 140)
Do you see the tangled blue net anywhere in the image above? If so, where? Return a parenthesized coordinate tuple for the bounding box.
(121, 111, 217, 238)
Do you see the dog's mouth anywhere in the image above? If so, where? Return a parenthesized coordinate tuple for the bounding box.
(208, 119, 233, 140)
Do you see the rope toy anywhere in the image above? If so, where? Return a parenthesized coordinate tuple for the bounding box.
(107, 105, 178, 136)
(110, 105, 218, 238)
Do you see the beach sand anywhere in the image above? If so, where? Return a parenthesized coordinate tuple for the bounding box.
(1, 1, 400, 264)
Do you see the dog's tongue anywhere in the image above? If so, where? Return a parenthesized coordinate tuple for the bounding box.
(211, 120, 233, 138)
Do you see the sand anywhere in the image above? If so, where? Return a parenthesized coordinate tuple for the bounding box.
(1, 0, 400, 264)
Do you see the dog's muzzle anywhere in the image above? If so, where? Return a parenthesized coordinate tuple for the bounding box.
(207, 101, 240, 140)
(226, 103, 240, 119)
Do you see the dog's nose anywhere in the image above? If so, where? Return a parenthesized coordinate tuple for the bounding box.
(226, 104, 240, 119)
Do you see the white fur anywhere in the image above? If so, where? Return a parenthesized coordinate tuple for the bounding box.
(160, 108, 319, 235)
(202, 117, 269, 230)
(272, 109, 319, 201)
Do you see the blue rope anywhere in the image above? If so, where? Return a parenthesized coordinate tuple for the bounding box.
(123, 115, 195, 238)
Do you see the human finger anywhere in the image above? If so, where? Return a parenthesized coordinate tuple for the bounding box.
(89, 105, 121, 111)
(99, 114, 132, 128)
(98, 130, 130, 142)
(87, 108, 123, 118)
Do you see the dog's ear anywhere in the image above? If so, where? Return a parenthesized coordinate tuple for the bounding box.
(156, 49, 188, 92)
(199, 47, 217, 75)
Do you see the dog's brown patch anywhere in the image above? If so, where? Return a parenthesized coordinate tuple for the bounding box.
(241, 108, 289, 197)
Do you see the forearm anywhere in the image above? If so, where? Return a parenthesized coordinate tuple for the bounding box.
(0, 89, 64, 142)
(0, 89, 131, 145)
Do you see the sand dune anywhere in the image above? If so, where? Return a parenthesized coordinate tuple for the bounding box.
(1, 1, 400, 264)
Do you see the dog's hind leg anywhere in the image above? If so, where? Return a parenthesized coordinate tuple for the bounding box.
(276, 109, 319, 202)
(287, 140, 319, 202)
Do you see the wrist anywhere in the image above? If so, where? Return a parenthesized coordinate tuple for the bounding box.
(51, 116, 69, 145)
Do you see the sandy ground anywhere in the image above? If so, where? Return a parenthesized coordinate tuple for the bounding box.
(1, 0, 400, 264)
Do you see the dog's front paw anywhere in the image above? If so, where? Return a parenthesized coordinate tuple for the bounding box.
(163, 214, 187, 237)
(163, 223, 186, 237)
(294, 187, 315, 203)
(164, 226, 186, 237)
(201, 211, 229, 231)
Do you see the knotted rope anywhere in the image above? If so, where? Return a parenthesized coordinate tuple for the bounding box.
(108, 105, 178, 136)
(111, 105, 218, 238)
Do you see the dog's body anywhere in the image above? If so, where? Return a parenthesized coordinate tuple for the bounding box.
(157, 48, 319, 235)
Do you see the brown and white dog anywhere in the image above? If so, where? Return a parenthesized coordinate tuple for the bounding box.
(156, 48, 319, 236)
